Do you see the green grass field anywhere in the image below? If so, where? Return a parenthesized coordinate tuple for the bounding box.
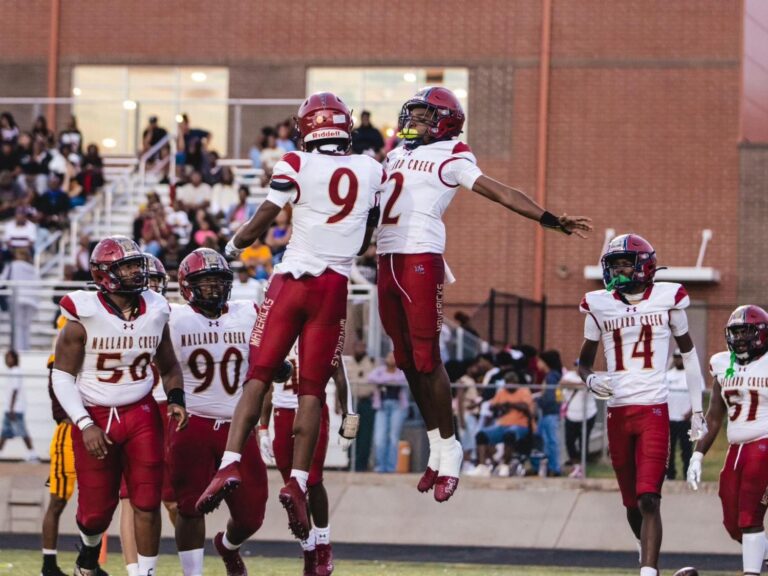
(0, 551, 734, 576)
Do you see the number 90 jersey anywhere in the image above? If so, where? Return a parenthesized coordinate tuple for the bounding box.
(169, 300, 258, 420)
(711, 351, 768, 444)
(268, 151, 385, 279)
(579, 282, 690, 407)
(58, 290, 169, 408)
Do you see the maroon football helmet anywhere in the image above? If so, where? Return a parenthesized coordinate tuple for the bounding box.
(178, 248, 233, 313)
(726, 305, 768, 363)
(296, 92, 353, 152)
(601, 233, 657, 293)
(398, 87, 465, 143)
(144, 253, 168, 295)
(90, 236, 147, 294)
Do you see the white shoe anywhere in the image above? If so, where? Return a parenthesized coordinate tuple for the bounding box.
(496, 464, 510, 477)
(461, 461, 476, 474)
(568, 464, 583, 479)
(466, 463, 492, 477)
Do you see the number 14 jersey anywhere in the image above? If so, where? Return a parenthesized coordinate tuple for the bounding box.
(579, 282, 690, 407)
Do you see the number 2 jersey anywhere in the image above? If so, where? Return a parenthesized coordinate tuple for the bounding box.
(58, 289, 169, 407)
(169, 300, 258, 420)
(579, 282, 690, 407)
(711, 351, 768, 444)
(268, 151, 385, 278)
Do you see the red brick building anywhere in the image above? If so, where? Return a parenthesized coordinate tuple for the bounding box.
(2, 0, 767, 362)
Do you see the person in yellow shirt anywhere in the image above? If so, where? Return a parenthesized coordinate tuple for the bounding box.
(240, 240, 272, 280)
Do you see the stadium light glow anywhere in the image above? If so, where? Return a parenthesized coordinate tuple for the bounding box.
(191, 71, 207, 82)
(102, 138, 117, 148)
(175, 114, 185, 123)
(122, 100, 137, 110)
(72, 87, 82, 96)
(454, 88, 468, 99)
(386, 128, 395, 137)
(403, 72, 417, 83)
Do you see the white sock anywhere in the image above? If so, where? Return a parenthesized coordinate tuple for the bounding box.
(42, 548, 57, 555)
(763, 533, 768, 559)
(126, 563, 139, 576)
(438, 435, 462, 475)
(79, 530, 102, 548)
(219, 451, 241, 469)
(291, 469, 309, 493)
(137, 554, 158, 576)
(743, 532, 766, 574)
(178, 549, 204, 576)
(426, 428, 440, 470)
(300, 528, 316, 552)
(315, 525, 330, 546)
(639, 568, 657, 576)
(222, 531, 240, 551)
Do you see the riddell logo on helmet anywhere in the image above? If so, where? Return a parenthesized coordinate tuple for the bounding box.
(306, 129, 347, 141)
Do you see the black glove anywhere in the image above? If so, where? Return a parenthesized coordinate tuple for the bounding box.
(273, 360, 293, 383)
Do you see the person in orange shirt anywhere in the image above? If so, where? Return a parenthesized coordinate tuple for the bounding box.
(468, 371, 535, 477)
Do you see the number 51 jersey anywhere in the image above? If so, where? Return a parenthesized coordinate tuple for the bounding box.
(579, 282, 690, 407)
(711, 350, 768, 444)
(169, 300, 258, 420)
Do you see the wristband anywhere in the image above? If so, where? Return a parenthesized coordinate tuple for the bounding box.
(167, 388, 185, 408)
(76, 415, 94, 431)
(539, 211, 572, 235)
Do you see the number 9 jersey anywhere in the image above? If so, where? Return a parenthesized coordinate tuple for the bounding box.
(58, 289, 169, 407)
(579, 282, 690, 407)
(169, 300, 259, 420)
(711, 350, 768, 444)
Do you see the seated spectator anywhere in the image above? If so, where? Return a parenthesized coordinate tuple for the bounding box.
(140, 202, 169, 256)
(82, 143, 104, 169)
(74, 234, 92, 281)
(469, 371, 536, 477)
(75, 157, 104, 198)
(141, 115, 168, 159)
(211, 167, 237, 215)
(158, 233, 182, 279)
(275, 120, 297, 152)
(230, 262, 264, 302)
(265, 207, 292, 263)
(259, 131, 286, 178)
(176, 170, 211, 210)
(31, 115, 54, 146)
(536, 350, 564, 477)
(0, 112, 20, 145)
(58, 115, 83, 155)
(3, 207, 37, 251)
(0, 171, 27, 219)
(203, 150, 222, 184)
(165, 199, 192, 246)
(22, 138, 52, 194)
(248, 135, 263, 170)
(33, 174, 70, 229)
(454, 311, 479, 337)
(227, 185, 256, 232)
(370, 351, 409, 473)
(191, 212, 219, 248)
(351, 110, 385, 160)
(240, 239, 272, 280)
(0, 141, 19, 174)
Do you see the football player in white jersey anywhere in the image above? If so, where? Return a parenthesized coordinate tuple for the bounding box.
(51, 236, 188, 576)
(378, 86, 592, 502)
(687, 305, 768, 576)
(578, 234, 706, 576)
(118, 254, 175, 576)
(168, 249, 267, 576)
(259, 341, 356, 576)
(197, 92, 380, 541)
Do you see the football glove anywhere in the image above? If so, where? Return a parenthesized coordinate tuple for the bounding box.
(586, 373, 613, 400)
(338, 413, 360, 449)
(687, 451, 703, 491)
(688, 412, 708, 442)
(224, 238, 244, 259)
(273, 360, 293, 384)
(258, 427, 274, 465)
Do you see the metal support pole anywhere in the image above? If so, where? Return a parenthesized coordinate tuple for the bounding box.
(234, 104, 243, 159)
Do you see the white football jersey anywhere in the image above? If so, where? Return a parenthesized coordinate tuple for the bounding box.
(272, 340, 300, 410)
(711, 350, 768, 444)
(267, 151, 384, 278)
(169, 300, 258, 420)
(377, 140, 482, 255)
(579, 282, 690, 407)
(59, 290, 169, 407)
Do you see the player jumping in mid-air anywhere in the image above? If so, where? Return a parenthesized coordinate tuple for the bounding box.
(688, 305, 768, 576)
(377, 86, 592, 502)
(578, 233, 707, 576)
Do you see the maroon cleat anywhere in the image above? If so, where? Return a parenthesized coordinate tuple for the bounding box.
(196, 462, 242, 513)
(303, 548, 317, 576)
(433, 475, 459, 502)
(417, 466, 438, 493)
(279, 478, 310, 540)
(314, 543, 334, 575)
(214, 531, 248, 576)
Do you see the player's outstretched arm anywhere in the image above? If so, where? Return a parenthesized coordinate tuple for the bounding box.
(471, 175, 592, 238)
(672, 327, 707, 441)
(52, 321, 112, 459)
(333, 357, 359, 446)
(156, 325, 188, 431)
(225, 200, 282, 257)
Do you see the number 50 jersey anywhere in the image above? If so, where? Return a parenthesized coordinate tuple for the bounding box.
(579, 282, 690, 407)
(169, 300, 258, 420)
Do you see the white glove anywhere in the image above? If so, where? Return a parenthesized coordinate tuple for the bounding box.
(688, 412, 708, 442)
(687, 451, 703, 491)
(225, 238, 244, 259)
(258, 428, 274, 465)
(338, 413, 360, 450)
(586, 373, 613, 400)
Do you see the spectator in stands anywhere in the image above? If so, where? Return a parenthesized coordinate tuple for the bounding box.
(74, 234, 93, 281)
(276, 120, 297, 152)
(176, 170, 211, 210)
(32, 115, 54, 146)
(176, 113, 210, 174)
(75, 155, 104, 199)
(211, 166, 237, 215)
(259, 130, 285, 178)
(454, 310, 479, 337)
(58, 115, 83, 155)
(82, 143, 103, 169)
(351, 110, 385, 160)
(0, 248, 40, 351)
(0, 171, 27, 220)
(346, 340, 377, 471)
(190, 209, 219, 249)
(248, 134, 263, 170)
(34, 174, 71, 229)
(139, 201, 169, 257)
(141, 115, 168, 159)
(229, 261, 264, 302)
(265, 207, 292, 264)
(203, 150, 222, 184)
(536, 349, 563, 477)
(240, 239, 272, 280)
(469, 371, 535, 477)
(226, 185, 255, 233)
(0, 141, 20, 174)
(165, 199, 192, 246)
(23, 138, 52, 194)
(665, 349, 693, 480)
(0, 350, 39, 461)
(1, 112, 20, 145)
(560, 361, 597, 479)
(457, 363, 483, 471)
(370, 351, 409, 473)
(3, 207, 37, 251)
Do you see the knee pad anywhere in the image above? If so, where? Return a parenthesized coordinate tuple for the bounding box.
(476, 432, 490, 446)
(637, 493, 660, 515)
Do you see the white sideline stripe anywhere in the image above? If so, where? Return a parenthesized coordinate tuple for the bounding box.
(389, 255, 413, 304)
